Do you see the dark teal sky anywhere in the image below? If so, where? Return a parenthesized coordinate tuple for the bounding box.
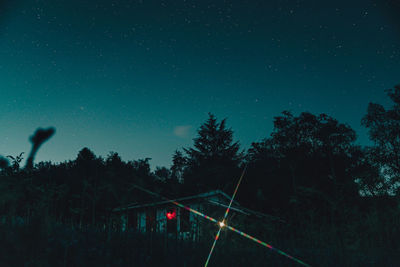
(1, 0, 399, 168)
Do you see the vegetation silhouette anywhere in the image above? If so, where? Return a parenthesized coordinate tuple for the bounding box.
(0, 156, 9, 169)
(0, 86, 400, 266)
(177, 113, 243, 194)
(362, 85, 400, 194)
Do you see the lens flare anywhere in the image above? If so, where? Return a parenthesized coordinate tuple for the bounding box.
(226, 225, 311, 267)
(129, 183, 310, 267)
(204, 227, 222, 267)
(205, 164, 247, 267)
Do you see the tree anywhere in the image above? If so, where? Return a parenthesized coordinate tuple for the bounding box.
(0, 156, 9, 169)
(246, 111, 361, 220)
(73, 148, 103, 226)
(182, 113, 242, 193)
(154, 166, 171, 181)
(353, 147, 389, 196)
(362, 85, 400, 194)
(170, 150, 185, 183)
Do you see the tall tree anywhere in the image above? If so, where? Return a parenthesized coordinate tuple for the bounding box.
(182, 113, 242, 193)
(73, 147, 103, 226)
(246, 111, 361, 219)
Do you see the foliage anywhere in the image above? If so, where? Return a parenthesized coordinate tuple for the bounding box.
(180, 113, 243, 193)
(1, 89, 400, 265)
(6, 152, 24, 171)
(244, 111, 361, 222)
(362, 85, 400, 194)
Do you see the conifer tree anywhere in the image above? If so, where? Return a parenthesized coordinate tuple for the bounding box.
(182, 113, 242, 193)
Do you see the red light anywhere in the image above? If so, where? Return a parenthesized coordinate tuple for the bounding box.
(166, 209, 176, 220)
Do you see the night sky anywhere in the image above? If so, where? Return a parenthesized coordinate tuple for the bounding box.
(1, 0, 399, 168)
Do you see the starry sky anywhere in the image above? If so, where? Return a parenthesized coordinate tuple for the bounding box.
(1, 0, 399, 168)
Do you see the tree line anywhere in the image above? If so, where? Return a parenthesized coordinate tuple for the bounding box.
(1, 86, 399, 225)
(0, 85, 399, 265)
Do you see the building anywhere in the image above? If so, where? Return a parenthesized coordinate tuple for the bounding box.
(113, 190, 282, 241)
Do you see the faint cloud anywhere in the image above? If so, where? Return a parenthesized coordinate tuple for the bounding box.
(173, 125, 191, 138)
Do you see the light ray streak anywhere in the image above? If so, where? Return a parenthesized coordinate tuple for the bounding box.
(223, 164, 247, 219)
(171, 199, 217, 223)
(130, 184, 217, 223)
(204, 227, 222, 267)
(204, 165, 248, 267)
(130, 183, 310, 267)
(226, 225, 311, 267)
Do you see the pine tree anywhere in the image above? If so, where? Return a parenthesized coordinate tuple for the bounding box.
(182, 113, 242, 193)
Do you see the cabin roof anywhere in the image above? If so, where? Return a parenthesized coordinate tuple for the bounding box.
(113, 190, 238, 211)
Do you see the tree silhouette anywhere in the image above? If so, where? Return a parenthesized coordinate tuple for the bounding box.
(0, 156, 9, 169)
(245, 111, 361, 221)
(362, 85, 400, 194)
(1, 103, 400, 265)
(181, 113, 242, 193)
(171, 150, 186, 183)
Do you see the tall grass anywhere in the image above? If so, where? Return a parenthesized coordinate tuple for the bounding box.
(0, 210, 399, 267)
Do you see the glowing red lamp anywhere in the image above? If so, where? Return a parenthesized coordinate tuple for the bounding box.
(166, 209, 176, 220)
